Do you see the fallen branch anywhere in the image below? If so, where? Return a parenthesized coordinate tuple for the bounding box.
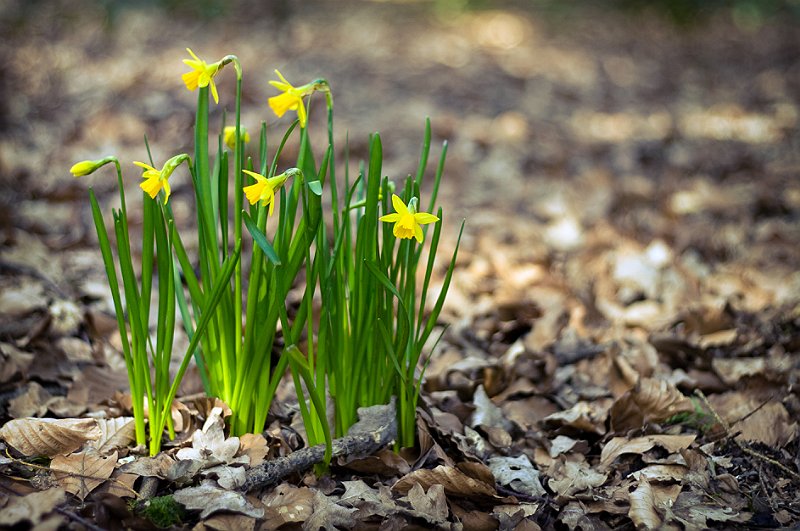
(242, 398, 397, 492)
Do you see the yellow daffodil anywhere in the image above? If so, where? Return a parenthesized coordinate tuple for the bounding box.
(379, 194, 439, 243)
(242, 168, 300, 216)
(268, 70, 330, 128)
(223, 126, 250, 151)
(133, 154, 189, 204)
(182, 48, 222, 104)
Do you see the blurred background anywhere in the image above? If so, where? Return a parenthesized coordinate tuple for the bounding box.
(1, 0, 799, 342)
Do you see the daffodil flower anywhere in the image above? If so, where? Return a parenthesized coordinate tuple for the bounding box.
(379, 194, 439, 243)
(133, 154, 189, 204)
(243, 167, 300, 216)
(182, 48, 222, 104)
(268, 70, 330, 128)
(223, 126, 250, 151)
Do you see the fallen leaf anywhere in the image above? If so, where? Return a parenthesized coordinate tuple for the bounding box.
(51, 450, 118, 500)
(176, 406, 245, 466)
(91, 417, 136, 454)
(542, 400, 609, 435)
(709, 392, 797, 447)
(401, 482, 449, 525)
(487, 454, 546, 497)
(0, 417, 101, 457)
(173, 482, 264, 519)
(609, 377, 695, 432)
(8, 381, 52, 418)
(196, 514, 256, 531)
(261, 484, 315, 531)
(548, 458, 608, 497)
(0, 487, 65, 527)
(303, 489, 358, 531)
(600, 434, 696, 469)
(239, 433, 269, 467)
(392, 464, 497, 499)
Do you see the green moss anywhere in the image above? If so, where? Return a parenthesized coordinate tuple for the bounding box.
(139, 495, 187, 528)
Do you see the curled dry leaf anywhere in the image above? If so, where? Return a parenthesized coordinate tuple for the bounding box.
(261, 484, 315, 531)
(51, 449, 118, 501)
(487, 454, 546, 497)
(600, 434, 696, 470)
(548, 458, 608, 498)
(392, 464, 498, 499)
(303, 489, 359, 531)
(609, 377, 695, 433)
(0, 417, 101, 457)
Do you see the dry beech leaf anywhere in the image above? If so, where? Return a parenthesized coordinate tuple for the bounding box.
(239, 433, 269, 467)
(261, 484, 315, 531)
(402, 482, 449, 525)
(303, 489, 358, 531)
(0, 417, 101, 457)
(197, 514, 256, 531)
(176, 406, 245, 466)
(609, 377, 695, 432)
(600, 434, 696, 470)
(51, 450, 118, 501)
(173, 482, 264, 520)
(542, 400, 609, 435)
(8, 381, 52, 418)
(548, 458, 607, 498)
(0, 487, 65, 527)
(392, 464, 497, 499)
(487, 454, 546, 497)
(91, 417, 136, 454)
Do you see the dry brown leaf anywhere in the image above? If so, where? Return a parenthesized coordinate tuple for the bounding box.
(709, 392, 798, 447)
(609, 377, 695, 432)
(487, 454, 546, 497)
(176, 406, 245, 466)
(303, 489, 358, 531)
(0, 487, 65, 527)
(548, 458, 608, 497)
(91, 417, 136, 454)
(261, 484, 315, 531)
(95, 470, 139, 498)
(0, 342, 34, 384)
(196, 514, 256, 531)
(628, 479, 662, 529)
(0, 417, 100, 457)
(542, 400, 609, 435)
(51, 449, 118, 500)
(402, 482, 449, 525)
(8, 381, 52, 418)
(238, 433, 269, 467)
(393, 464, 498, 499)
(173, 482, 264, 519)
(600, 434, 696, 470)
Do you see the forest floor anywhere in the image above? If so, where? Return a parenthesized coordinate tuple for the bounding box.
(1, 1, 799, 529)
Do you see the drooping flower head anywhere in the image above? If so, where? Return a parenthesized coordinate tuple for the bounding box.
(379, 194, 439, 243)
(268, 70, 330, 128)
(223, 126, 250, 151)
(182, 48, 223, 104)
(243, 167, 301, 216)
(133, 154, 190, 204)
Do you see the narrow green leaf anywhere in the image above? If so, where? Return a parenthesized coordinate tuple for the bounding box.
(243, 210, 281, 265)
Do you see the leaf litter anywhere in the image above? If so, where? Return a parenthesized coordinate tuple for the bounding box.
(1, 1, 800, 529)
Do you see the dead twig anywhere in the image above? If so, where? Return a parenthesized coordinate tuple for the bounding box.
(242, 398, 397, 492)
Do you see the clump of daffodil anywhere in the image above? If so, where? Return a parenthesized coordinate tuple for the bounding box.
(182, 48, 224, 104)
(268, 70, 331, 128)
(224, 126, 250, 151)
(243, 167, 301, 216)
(134, 154, 190, 204)
(380, 194, 439, 243)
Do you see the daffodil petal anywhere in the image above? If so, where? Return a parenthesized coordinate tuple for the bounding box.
(414, 212, 439, 225)
(391, 194, 409, 216)
(243, 182, 263, 205)
(379, 213, 400, 222)
(242, 169, 266, 183)
(414, 224, 424, 243)
(162, 179, 171, 204)
(133, 161, 158, 172)
(140, 177, 162, 199)
(210, 79, 219, 104)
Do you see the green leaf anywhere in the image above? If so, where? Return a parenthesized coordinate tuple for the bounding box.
(243, 210, 281, 265)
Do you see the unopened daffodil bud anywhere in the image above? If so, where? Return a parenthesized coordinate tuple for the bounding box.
(70, 157, 117, 177)
(223, 126, 250, 151)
